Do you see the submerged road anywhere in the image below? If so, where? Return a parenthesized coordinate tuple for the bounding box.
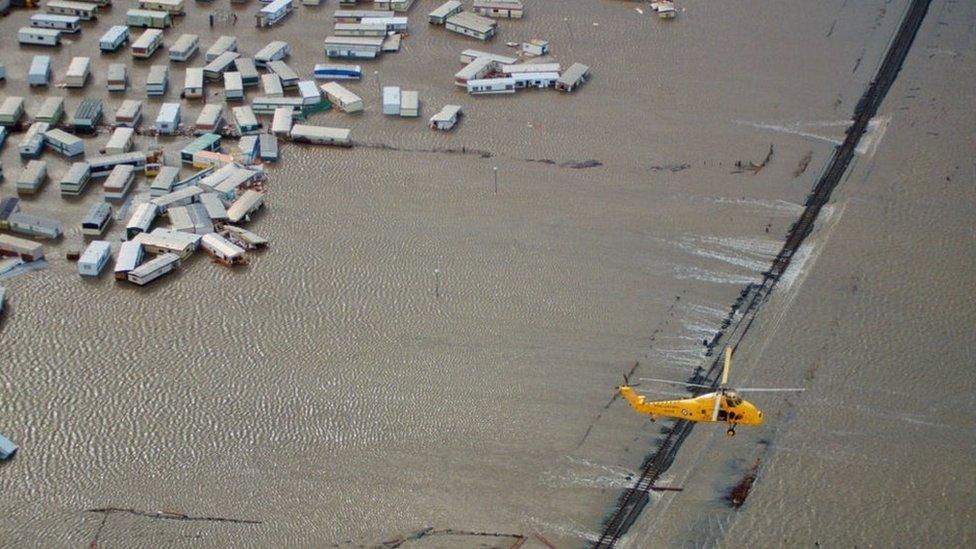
(593, 0, 934, 546)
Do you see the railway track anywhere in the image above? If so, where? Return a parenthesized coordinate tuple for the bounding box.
(593, 1, 933, 546)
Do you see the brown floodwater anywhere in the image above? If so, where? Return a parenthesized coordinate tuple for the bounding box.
(1, 0, 968, 547)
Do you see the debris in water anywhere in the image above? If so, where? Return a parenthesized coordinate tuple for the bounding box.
(560, 159, 603, 169)
(793, 151, 813, 177)
(86, 507, 261, 525)
(732, 144, 774, 174)
(650, 163, 690, 173)
(727, 457, 761, 507)
(380, 528, 526, 548)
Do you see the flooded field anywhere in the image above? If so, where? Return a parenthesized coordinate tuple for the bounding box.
(0, 0, 969, 547)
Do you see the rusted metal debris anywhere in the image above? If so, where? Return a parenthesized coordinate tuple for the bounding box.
(727, 457, 761, 508)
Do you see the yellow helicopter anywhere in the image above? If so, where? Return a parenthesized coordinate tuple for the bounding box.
(618, 347, 804, 436)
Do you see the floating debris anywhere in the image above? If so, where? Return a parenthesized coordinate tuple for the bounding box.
(732, 144, 775, 174)
(650, 1, 679, 19)
(728, 457, 761, 508)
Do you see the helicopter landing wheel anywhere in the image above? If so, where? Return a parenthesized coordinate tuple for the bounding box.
(726, 427, 736, 437)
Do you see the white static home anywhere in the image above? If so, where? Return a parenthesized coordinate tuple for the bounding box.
(169, 33, 199, 62)
(146, 64, 169, 96)
(44, 128, 84, 157)
(80, 202, 112, 236)
(428, 104, 462, 131)
(201, 233, 246, 266)
(126, 252, 181, 286)
(224, 71, 245, 101)
(107, 63, 128, 92)
(35, 96, 64, 125)
(297, 80, 321, 106)
(399, 90, 419, 118)
(115, 100, 143, 127)
(261, 73, 283, 97)
(105, 127, 135, 155)
(183, 67, 205, 98)
(232, 106, 259, 135)
(319, 82, 363, 113)
(199, 192, 228, 222)
(454, 56, 496, 87)
(254, 41, 289, 67)
(205, 36, 237, 62)
(59, 161, 91, 196)
(429, 1, 462, 25)
(168, 203, 213, 235)
(46, 1, 97, 21)
(458, 49, 517, 65)
(266, 60, 299, 88)
(271, 107, 293, 136)
(382, 86, 400, 115)
(28, 56, 52, 86)
(323, 36, 384, 59)
(114, 241, 145, 280)
(194, 104, 224, 134)
(373, 0, 414, 12)
(149, 166, 180, 197)
(466, 76, 516, 95)
(17, 27, 61, 47)
(78, 240, 112, 277)
(100, 25, 129, 52)
(103, 164, 136, 201)
(31, 13, 81, 33)
(256, 0, 293, 28)
(131, 28, 164, 59)
(445, 12, 497, 41)
(226, 190, 264, 224)
(289, 124, 351, 146)
(555, 63, 591, 93)
(126, 202, 159, 238)
(154, 103, 181, 134)
(472, 0, 523, 19)
(203, 51, 240, 81)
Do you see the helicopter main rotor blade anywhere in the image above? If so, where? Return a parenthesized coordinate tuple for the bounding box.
(632, 389, 692, 398)
(711, 392, 722, 422)
(734, 387, 806, 392)
(638, 377, 715, 390)
(721, 347, 732, 387)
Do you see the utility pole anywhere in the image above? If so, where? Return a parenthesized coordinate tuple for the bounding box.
(493, 166, 498, 195)
(434, 269, 441, 299)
